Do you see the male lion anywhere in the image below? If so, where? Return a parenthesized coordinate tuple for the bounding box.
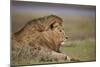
(11, 15, 70, 65)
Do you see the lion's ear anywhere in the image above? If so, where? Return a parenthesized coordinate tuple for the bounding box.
(45, 20, 56, 31)
(50, 22, 60, 30)
(50, 22, 55, 30)
(45, 16, 62, 31)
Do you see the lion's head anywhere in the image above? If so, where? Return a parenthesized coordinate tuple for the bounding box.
(14, 15, 68, 52)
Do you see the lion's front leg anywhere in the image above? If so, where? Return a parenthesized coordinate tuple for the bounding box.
(50, 51, 71, 62)
(38, 47, 71, 62)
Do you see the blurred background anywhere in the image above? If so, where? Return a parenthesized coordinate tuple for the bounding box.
(11, 1, 96, 62)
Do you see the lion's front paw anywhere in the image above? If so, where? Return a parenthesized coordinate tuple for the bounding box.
(65, 55, 71, 61)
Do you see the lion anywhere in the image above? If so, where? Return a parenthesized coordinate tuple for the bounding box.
(11, 15, 71, 65)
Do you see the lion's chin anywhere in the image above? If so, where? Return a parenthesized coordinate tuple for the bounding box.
(60, 41, 65, 45)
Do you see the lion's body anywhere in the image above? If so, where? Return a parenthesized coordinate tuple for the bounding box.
(11, 15, 70, 65)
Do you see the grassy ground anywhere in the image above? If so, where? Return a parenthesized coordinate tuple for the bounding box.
(61, 38, 96, 62)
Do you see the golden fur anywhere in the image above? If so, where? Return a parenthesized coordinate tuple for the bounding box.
(11, 15, 70, 65)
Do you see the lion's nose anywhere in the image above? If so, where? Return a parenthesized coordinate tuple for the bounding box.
(65, 36, 68, 39)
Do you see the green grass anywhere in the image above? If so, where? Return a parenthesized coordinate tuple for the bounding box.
(61, 38, 96, 61)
